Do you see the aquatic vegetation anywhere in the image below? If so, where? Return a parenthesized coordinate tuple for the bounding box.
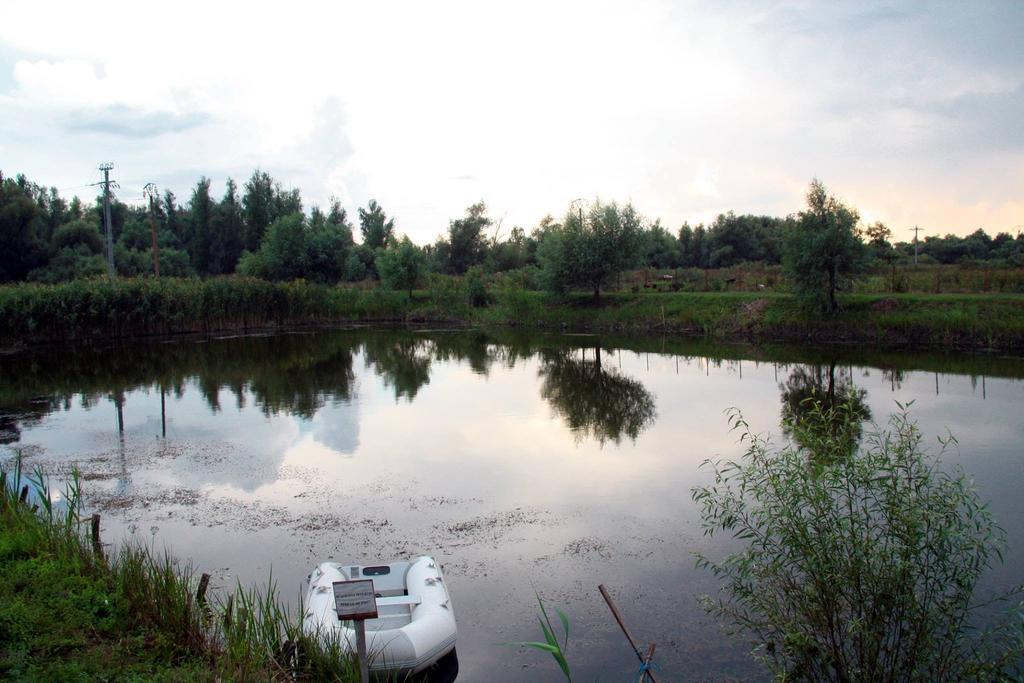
(506, 593, 573, 681)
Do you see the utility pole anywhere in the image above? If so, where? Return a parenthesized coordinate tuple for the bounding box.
(911, 225, 921, 265)
(98, 163, 116, 280)
(570, 198, 585, 229)
(144, 183, 161, 277)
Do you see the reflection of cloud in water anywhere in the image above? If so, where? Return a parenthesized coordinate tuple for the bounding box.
(307, 402, 360, 456)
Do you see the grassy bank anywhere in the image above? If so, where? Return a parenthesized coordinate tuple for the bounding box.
(2, 277, 1024, 352)
(0, 459, 357, 681)
(492, 291, 1024, 351)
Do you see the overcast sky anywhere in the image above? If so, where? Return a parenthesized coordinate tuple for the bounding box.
(1, 0, 1021, 243)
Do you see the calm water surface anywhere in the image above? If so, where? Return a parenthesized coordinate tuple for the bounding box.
(2, 329, 1023, 681)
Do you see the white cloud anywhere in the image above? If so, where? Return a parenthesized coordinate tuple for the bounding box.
(0, 0, 1021, 239)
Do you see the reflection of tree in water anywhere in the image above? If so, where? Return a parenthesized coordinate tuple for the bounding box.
(363, 335, 432, 402)
(539, 343, 657, 446)
(780, 362, 871, 462)
(0, 334, 362, 435)
(194, 336, 358, 419)
(881, 367, 905, 391)
(430, 332, 498, 376)
(0, 397, 64, 445)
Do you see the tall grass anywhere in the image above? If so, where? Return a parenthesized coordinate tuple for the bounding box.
(0, 456, 358, 681)
(0, 277, 411, 346)
(2, 274, 1023, 351)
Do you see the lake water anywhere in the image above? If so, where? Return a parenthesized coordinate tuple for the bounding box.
(2, 328, 1023, 681)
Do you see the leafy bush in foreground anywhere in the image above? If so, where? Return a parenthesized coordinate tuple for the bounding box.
(693, 403, 1024, 681)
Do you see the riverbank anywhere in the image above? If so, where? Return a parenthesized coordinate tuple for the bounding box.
(2, 278, 1023, 352)
(0, 462, 357, 681)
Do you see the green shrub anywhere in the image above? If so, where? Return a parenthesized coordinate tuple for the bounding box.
(425, 274, 467, 316)
(693, 404, 1024, 681)
(465, 265, 492, 307)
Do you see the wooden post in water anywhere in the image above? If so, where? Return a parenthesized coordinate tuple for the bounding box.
(91, 514, 103, 559)
(196, 573, 211, 606)
(598, 584, 659, 683)
(223, 595, 234, 631)
(641, 643, 657, 683)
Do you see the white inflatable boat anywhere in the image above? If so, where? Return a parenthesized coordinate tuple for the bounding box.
(302, 555, 457, 675)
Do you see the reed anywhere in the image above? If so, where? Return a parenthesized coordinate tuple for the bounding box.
(505, 593, 573, 681)
(3, 275, 1024, 352)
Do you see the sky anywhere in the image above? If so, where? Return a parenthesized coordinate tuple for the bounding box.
(0, 0, 1021, 244)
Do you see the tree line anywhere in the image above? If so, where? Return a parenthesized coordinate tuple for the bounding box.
(2, 168, 1022, 294)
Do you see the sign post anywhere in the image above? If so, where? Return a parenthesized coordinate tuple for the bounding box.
(332, 580, 378, 683)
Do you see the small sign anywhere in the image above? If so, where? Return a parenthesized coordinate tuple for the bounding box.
(332, 580, 378, 621)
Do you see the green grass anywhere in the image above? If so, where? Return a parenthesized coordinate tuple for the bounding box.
(0, 458, 359, 682)
(476, 290, 1024, 351)
(3, 277, 1024, 352)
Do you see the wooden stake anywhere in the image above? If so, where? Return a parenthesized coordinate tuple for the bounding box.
(196, 572, 211, 606)
(91, 513, 103, 559)
(223, 595, 234, 631)
(641, 643, 657, 683)
(355, 619, 369, 683)
(598, 584, 660, 683)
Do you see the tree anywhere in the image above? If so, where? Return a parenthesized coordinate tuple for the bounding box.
(783, 180, 868, 312)
(358, 200, 394, 251)
(208, 178, 245, 275)
(446, 201, 491, 274)
(643, 221, 682, 269)
(237, 213, 308, 281)
(306, 199, 355, 283)
(187, 177, 215, 274)
(0, 173, 47, 281)
(377, 235, 426, 299)
(28, 218, 106, 282)
(242, 170, 276, 252)
(863, 221, 892, 248)
(538, 200, 644, 300)
(163, 190, 185, 248)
